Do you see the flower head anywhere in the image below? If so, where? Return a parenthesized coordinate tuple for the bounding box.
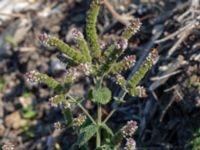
(63, 100, 72, 109)
(73, 114, 86, 127)
(124, 138, 136, 150)
(122, 120, 138, 138)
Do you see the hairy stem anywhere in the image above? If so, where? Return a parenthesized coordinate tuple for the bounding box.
(67, 94, 96, 125)
(97, 103, 102, 147)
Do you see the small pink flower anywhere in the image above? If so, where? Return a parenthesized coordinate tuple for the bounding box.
(25, 70, 40, 84)
(38, 33, 49, 45)
(71, 28, 84, 39)
(124, 55, 136, 69)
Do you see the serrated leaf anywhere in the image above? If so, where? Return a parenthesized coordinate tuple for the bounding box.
(78, 124, 97, 146)
(111, 130, 124, 147)
(92, 88, 111, 104)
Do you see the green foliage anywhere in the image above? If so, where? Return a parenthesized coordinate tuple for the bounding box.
(21, 124, 35, 137)
(96, 145, 112, 150)
(22, 105, 37, 119)
(92, 88, 112, 104)
(111, 130, 124, 147)
(191, 128, 200, 150)
(78, 124, 98, 146)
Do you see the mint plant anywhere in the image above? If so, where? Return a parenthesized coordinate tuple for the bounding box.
(25, 0, 158, 149)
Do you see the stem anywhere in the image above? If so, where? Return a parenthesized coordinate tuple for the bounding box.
(67, 94, 96, 125)
(97, 103, 102, 147)
(103, 91, 127, 124)
(96, 77, 103, 148)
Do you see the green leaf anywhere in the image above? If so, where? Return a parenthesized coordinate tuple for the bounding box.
(63, 108, 73, 125)
(78, 124, 97, 146)
(5, 35, 18, 47)
(101, 124, 114, 136)
(101, 123, 113, 144)
(92, 88, 112, 104)
(111, 130, 124, 147)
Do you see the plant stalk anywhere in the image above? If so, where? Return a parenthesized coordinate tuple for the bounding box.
(68, 94, 96, 125)
(97, 103, 102, 147)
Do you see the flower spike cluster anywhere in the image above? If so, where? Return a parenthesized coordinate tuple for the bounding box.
(25, 0, 158, 149)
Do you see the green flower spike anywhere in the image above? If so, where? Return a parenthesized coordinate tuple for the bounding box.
(128, 48, 158, 88)
(128, 86, 147, 97)
(98, 38, 128, 76)
(72, 28, 92, 62)
(111, 55, 136, 74)
(25, 70, 63, 92)
(39, 33, 88, 64)
(49, 94, 65, 107)
(122, 18, 142, 40)
(86, 0, 103, 59)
